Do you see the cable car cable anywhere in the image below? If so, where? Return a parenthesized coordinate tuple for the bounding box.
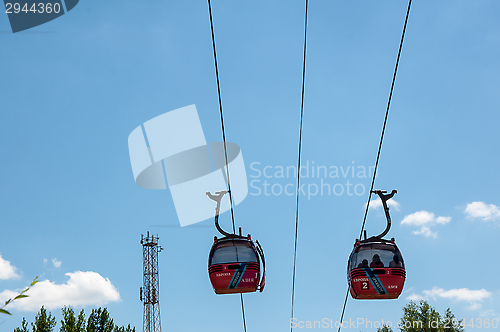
(290, 0, 309, 331)
(207, 1, 246, 331)
(207, 0, 236, 234)
(240, 294, 247, 332)
(358, 0, 413, 240)
(337, 1, 412, 331)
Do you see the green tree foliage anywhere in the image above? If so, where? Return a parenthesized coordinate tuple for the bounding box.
(60, 307, 86, 332)
(86, 308, 115, 332)
(76, 309, 86, 332)
(14, 306, 134, 332)
(442, 308, 465, 332)
(112, 325, 135, 332)
(376, 300, 465, 332)
(31, 306, 57, 332)
(14, 317, 30, 332)
(377, 324, 393, 332)
(400, 300, 442, 332)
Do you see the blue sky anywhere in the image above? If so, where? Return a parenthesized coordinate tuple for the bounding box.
(1, 0, 500, 331)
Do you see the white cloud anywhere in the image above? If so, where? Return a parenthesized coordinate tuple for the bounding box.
(406, 293, 424, 301)
(43, 258, 48, 265)
(464, 202, 500, 222)
(403, 286, 415, 293)
(423, 287, 491, 302)
(401, 211, 450, 226)
(368, 198, 400, 211)
(0, 254, 20, 280)
(401, 211, 451, 238)
(52, 258, 62, 268)
(480, 309, 497, 317)
(412, 226, 437, 238)
(467, 303, 482, 311)
(409, 287, 492, 311)
(402, 210, 434, 226)
(436, 216, 452, 224)
(0, 271, 121, 312)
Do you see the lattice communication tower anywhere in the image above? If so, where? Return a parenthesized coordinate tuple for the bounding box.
(140, 231, 163, 332)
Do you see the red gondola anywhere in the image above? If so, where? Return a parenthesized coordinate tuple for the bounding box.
(206, 191, 265, 295)
(347, 190, 406, 300)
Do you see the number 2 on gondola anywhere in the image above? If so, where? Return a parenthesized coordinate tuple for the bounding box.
(362, 282, 369, 290)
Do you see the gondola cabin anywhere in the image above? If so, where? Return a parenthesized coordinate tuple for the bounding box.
(347, 239, 405, 299)
(206, 190, 266, 295)
(208, 236, 265, 295)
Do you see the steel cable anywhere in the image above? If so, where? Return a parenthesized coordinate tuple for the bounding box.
(290, 0, 309, 331)
(337, 1, 413, 331)
(207, 0, 236, 234)
(207, 1, 246, 331)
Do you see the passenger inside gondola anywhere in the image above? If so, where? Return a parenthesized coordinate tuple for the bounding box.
(350, 244, 405, 270)
(370, 254, 384, 268)
(389, 255, 403, 267)
(358, 259, 369, 268)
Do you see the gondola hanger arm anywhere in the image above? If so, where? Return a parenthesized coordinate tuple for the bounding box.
(371, 189, 397, 240)
(206, 190, 236, 238)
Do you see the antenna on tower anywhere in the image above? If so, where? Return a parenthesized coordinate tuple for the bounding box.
(140, 231, 162, 332)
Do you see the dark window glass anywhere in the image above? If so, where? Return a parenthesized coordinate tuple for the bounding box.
(211, 241, 258, 265)
(351, 243, 404, 269)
